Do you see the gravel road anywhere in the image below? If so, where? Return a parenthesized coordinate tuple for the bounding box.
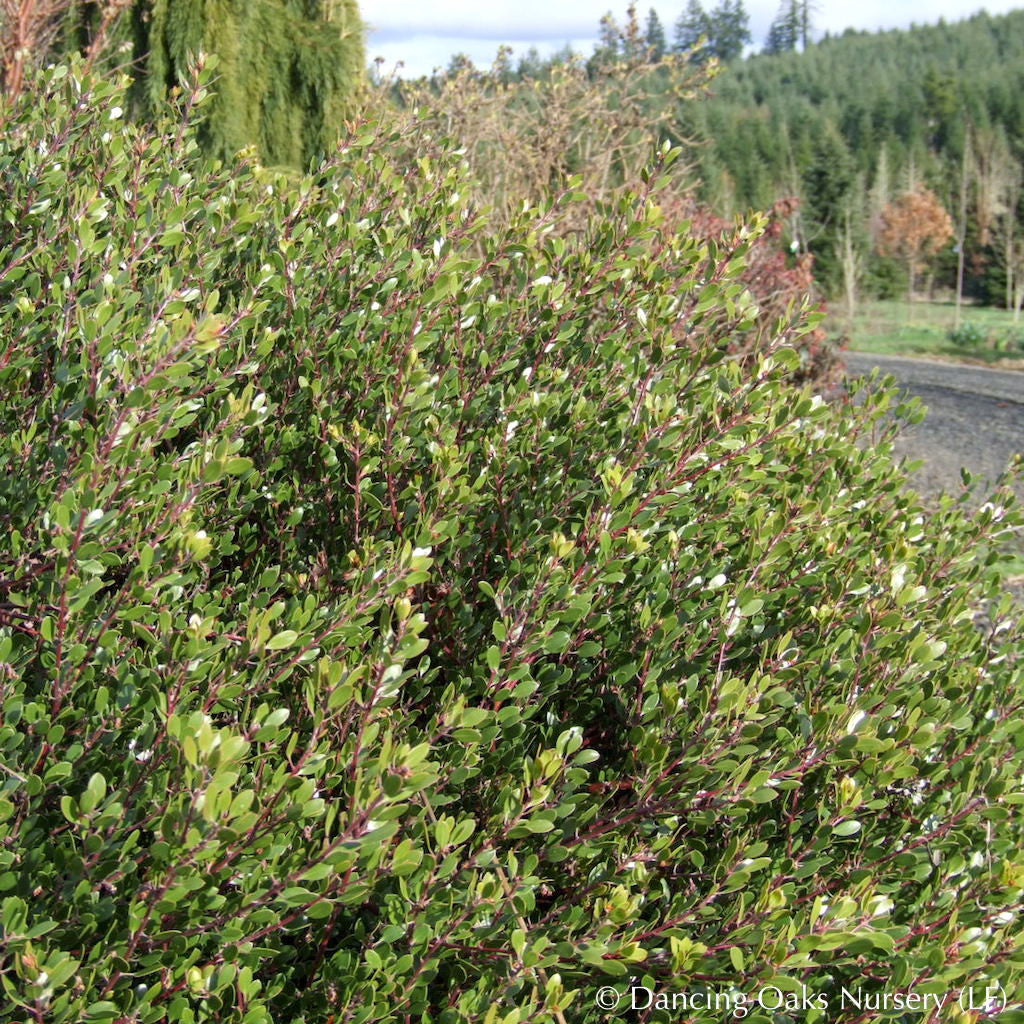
(844, 351, 1024, 501)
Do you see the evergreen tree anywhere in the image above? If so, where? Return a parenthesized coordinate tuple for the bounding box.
(797, 0, 816, 49)
(674, 0, 711, 56)
(764, 1, 799, 54)
(644, 7, 667, 59)
(708, 0, 751, 62)
(445, 52, 476, 77)
(593, 10, 621, 66)
(764, 0, 812, 53)
(803, 121, 855, 289)
(516, 46, 546, 79)
(127, 0, 365, 170)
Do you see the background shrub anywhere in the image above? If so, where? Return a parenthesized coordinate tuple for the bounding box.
(656, 195, 845, 389)
(948, 321, 988, 349)
(1, 64, 1023, 1023)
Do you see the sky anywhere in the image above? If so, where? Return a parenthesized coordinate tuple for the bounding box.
(360, 1, 1024, 78)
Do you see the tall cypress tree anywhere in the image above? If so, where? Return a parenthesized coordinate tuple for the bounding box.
(127, 0, 365, 170)
(764, 2, 798, 54)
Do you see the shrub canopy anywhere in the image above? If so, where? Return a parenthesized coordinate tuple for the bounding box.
(1, 64, 1023, 1024)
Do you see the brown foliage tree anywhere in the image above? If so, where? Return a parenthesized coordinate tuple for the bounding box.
(380, 35, 712, 233)
(876, 188, 954, 307)
(658, 195, 845, 389)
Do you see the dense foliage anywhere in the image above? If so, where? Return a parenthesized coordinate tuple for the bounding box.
(2, 63, 1024, 1024)
(383, 32, 842, 385)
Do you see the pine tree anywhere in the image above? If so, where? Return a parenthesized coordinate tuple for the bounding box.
(708, 0, 751, 62)
(797, 0, 816, 49)
(764, 0, 812, 53)
(644, 7, 667, 60)
(128, 0, 365, 170)
(593, 10, 621, 66)
(764, 1, 798, 54)
(674, 0, 711, 57)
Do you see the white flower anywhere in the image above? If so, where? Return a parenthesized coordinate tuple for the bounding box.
(128, 738, 153, 763)
(980, 502, 1006, 522)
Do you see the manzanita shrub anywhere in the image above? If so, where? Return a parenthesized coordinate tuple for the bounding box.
(2, 64, 1024, 1024)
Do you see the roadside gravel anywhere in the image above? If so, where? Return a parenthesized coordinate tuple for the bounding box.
(843, 351, 1024, 612)
(844, 351, 1023, 501)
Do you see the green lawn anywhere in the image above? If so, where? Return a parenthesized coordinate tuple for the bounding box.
(835, 298, 1024, 365)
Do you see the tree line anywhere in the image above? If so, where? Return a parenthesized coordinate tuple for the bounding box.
(597, 1, 816, 65)
(527, 5, 1024, 319)
(683, 8, 1024, 319)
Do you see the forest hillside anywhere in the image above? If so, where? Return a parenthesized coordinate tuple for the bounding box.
(686, 8, 1024, 308)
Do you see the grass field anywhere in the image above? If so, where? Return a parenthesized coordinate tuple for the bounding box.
(835, 299, 1024, 365)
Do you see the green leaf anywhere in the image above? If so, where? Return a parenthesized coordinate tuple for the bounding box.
(266, 630, 298, 650)
(544, 632, 570, 654)
(832, 820, 862, 838)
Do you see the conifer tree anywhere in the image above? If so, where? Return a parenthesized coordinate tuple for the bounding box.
(128, 0, 365, 170)
(674, 0, 711, 57)
(593, 10, 622, 66)
(764, 0, 812, 53)
(764, 1, 798, 53)
(644, 7, 667, 59)
(708, 0, 750, 61)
